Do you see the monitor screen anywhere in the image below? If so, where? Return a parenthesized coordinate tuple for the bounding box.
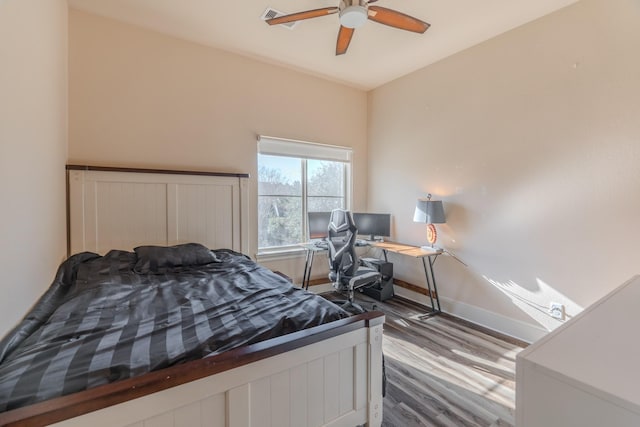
(307, 211, 332, 240)
(353, 213, 391, 240)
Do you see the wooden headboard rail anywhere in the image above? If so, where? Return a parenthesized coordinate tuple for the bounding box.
(66, 164, 250, 178)
(0, 312, 385, 427)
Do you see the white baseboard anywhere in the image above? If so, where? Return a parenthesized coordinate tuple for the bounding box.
(394, 287, 547, 344)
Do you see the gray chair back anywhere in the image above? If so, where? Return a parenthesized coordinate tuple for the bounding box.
(328, 209, 358, 280)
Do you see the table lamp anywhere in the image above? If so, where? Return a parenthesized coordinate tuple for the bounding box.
(413, 194, 445, 249)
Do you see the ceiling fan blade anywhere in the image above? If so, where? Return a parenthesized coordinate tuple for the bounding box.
(266, 7, 339, 26)
(336, 26, 355, 56)
(368, 6, 430, 33)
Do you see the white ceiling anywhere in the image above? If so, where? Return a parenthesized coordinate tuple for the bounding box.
(68, 0, 579, 90)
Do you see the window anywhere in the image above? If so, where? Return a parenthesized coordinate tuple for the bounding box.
(257, 136, 351, 250)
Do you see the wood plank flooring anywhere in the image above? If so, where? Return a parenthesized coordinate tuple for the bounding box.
(323, 292, 527, 427)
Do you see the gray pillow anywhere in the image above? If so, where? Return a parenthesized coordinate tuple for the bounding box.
(133, 243, 219, 273)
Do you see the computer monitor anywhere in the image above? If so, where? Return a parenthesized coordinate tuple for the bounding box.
(307, 211, 332, 240)
(353, 213, 391, 241)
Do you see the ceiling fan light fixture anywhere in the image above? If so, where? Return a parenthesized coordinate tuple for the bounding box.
(266, 0, 429, 56)
(339, 3, 368, 28)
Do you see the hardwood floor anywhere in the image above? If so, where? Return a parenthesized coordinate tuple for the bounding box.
(323, 292, 527, 427)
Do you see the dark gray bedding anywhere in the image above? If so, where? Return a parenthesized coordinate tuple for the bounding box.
(0, 247, 348, 412)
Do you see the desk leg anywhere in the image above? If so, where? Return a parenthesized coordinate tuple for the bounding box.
(421, 255, 441, 314)
(302, 250, 315, 290)
(428, 255, 441, 312)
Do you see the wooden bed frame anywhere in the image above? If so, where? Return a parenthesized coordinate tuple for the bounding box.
(0, 312, 384, 427)
(0, 166, 385, 427)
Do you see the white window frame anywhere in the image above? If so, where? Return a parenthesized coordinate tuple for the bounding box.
(257, 135, 353, 255)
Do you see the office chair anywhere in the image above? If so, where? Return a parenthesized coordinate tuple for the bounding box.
(327, 209, 381, 313)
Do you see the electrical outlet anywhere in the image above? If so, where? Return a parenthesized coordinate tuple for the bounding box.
(549, 302, 565, 320)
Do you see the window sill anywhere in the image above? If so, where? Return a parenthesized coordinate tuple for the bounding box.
(256, 246, 310, 262)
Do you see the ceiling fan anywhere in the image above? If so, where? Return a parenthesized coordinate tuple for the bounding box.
(265, 0, 430, 55)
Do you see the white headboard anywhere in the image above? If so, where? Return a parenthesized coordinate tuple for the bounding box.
(67, 166, 249, 256)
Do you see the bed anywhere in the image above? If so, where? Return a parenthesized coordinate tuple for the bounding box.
(0, 166, 385, 427)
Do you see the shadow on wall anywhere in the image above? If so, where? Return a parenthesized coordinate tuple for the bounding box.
(435, 201, 584, 332)
(438, 243, 583, 332)
(482, 275, 583, 332)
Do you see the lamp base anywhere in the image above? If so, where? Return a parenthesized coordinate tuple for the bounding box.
(420, 245, 442, 252)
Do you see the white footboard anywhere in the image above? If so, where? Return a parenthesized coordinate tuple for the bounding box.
(46, 318, 384, 427)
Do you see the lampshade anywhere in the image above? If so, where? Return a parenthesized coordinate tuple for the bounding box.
(339, 1, 368, 28)
(413, 198, 445, 224)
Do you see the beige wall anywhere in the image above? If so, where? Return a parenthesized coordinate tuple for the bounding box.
(368, 0, 640, 341)
(0, 0, 68, 337)
(68, 10, 368, 263)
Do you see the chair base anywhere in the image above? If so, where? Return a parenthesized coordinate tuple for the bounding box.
(330, 287, 378, 315)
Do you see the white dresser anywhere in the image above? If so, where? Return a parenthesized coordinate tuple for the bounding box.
(516, 275, 640, 426)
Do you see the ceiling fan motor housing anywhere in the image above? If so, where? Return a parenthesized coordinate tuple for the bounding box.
(339, 0, 368, 28)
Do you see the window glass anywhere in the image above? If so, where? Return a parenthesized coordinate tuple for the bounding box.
(257, 143, 350, 250)
(258, 155, 302, 248)
(307, 159, 345, 212)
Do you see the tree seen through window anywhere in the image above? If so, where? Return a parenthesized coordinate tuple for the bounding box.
(258, 155, 346, 249)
